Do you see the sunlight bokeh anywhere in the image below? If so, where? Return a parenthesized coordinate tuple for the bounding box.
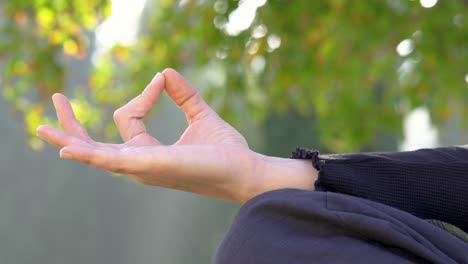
(94, 0, 147, 63)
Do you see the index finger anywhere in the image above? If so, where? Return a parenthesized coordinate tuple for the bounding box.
(113, 72, 165, 142)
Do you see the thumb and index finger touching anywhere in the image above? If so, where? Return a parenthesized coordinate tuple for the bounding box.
(37, 68, 212, 147)
(37, 68, 214, 174)
(112, 71, 165, 143)
(113, 68, 214, 143)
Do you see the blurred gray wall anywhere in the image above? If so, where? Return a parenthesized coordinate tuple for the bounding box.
(0, 96, 238, 264)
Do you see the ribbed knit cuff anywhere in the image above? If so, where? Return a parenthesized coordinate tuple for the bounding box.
(290, 147, 327, 191)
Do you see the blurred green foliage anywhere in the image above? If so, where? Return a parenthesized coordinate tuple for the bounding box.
(0, 0, 110, 148)
(1, 0, 467, 151)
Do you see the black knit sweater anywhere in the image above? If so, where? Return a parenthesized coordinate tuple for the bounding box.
(291, 146, 468, 233)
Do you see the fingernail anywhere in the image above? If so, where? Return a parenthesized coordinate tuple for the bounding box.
(35, 126, 42, 137)
(60, 150, 72, 159)
(143, 72, 161, 93)
(52, 93, 62, 101)
(152, 72, 162, 81)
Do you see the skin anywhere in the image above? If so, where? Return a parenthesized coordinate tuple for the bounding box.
(36, 68, 318, 204)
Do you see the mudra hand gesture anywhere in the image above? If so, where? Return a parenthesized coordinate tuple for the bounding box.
(37, 69, 316, 204)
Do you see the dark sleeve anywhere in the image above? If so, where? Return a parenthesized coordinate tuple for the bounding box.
(291, 146, 468, 233)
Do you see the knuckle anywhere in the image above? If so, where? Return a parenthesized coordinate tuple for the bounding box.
(82, 153, 94, 166)
(108, 156, 128, 174)
(181, 90, 198, 106)
(111, 165, 127, 175)
(82, 149, 98, 167)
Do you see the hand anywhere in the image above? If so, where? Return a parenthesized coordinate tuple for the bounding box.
(36, 68, 317, 204)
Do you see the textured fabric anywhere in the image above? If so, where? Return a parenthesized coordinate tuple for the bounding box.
(215, 189, 468, 264)
(291, 146, 468, 233)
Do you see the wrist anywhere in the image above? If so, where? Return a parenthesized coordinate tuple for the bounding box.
(239, 152, 318, 204)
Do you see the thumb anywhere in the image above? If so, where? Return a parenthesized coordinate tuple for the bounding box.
(162, 68, 216, 123)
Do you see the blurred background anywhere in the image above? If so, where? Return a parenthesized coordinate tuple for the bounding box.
(0, 0, 467, 263)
